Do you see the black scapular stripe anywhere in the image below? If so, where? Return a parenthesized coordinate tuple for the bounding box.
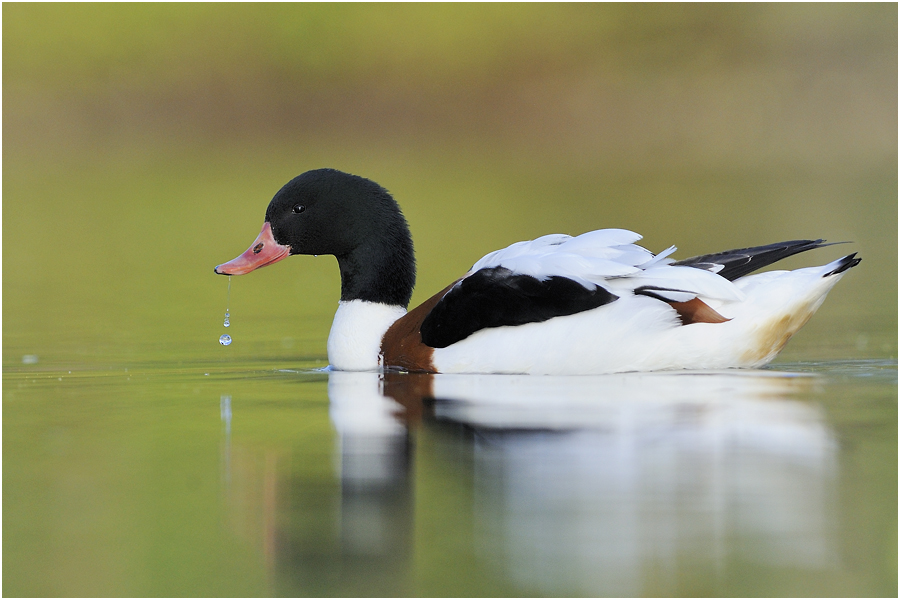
(420, 267, 618, 348)
(672, 239, 836, 281)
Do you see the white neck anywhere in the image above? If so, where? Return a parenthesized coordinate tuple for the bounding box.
(326, 300, 407, 371)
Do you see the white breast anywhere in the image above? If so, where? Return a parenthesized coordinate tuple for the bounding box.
(327, 300, 406, 371)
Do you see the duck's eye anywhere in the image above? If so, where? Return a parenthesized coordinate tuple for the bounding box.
(292, 204, 306, 214)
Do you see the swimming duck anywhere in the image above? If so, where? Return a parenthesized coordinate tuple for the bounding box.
(214, 168, 860, 375)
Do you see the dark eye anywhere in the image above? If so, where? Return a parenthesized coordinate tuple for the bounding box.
(292, 204, 306, 214)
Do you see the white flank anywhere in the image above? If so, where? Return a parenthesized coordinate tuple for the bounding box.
(433, 259, 852, 375)
(327, 300, 406, 371)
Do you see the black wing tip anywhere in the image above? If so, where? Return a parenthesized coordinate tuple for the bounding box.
(673, 238, 854, 281)
(823, 253, 861, 277)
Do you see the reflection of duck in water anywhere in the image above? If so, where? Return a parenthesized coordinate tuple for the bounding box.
(216, 169, 859, 374)
(328, 370, 838, 597)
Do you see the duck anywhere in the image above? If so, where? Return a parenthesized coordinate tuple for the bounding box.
(214, 168, 860, 375)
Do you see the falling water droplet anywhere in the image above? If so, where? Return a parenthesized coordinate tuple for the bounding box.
(219, 276, 233, 345)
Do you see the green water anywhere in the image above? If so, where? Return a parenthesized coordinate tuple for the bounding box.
(4, 4, 897, 596)
(3, 355, 896, 597)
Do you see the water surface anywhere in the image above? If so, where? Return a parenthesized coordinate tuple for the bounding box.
(4, 350, 895, 596)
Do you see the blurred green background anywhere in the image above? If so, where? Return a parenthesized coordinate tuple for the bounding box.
(3, 4, 897, 597)
(3, 3, 897, 365)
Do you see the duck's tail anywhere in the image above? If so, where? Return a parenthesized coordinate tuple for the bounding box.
(822, 253, 861, 277)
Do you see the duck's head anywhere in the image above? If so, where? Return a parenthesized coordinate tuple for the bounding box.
(215, 169, 416, 306)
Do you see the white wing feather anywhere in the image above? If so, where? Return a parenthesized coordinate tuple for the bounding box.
(467, 228, 744, 303)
